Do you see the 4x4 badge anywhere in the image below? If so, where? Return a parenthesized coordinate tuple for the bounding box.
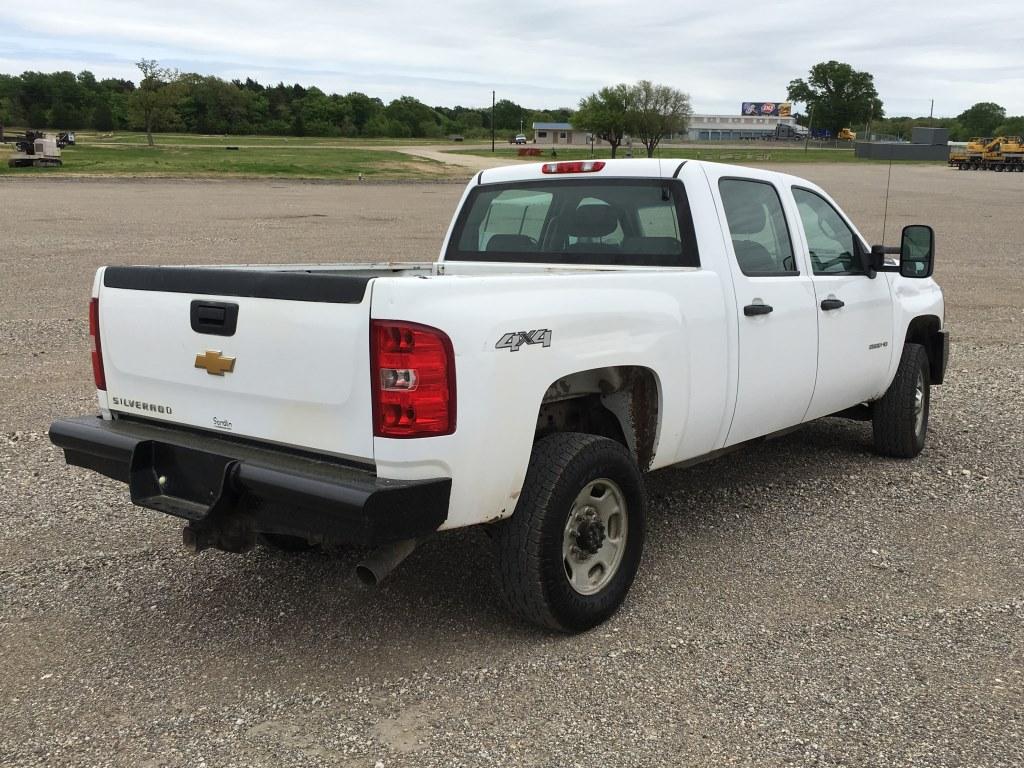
(495, 329, 553, 352)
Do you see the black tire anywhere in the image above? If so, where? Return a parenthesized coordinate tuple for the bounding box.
(259, 533, 316, 552)
(493, 433, 646, 632)
(872, 343, 930, 458)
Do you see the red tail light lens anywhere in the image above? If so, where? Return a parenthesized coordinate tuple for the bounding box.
(541, 161, 605, 174)
(89, 297, 106, 391)
(371, 320, 455, 438)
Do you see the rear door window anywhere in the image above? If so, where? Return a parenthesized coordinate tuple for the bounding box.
(718, 178, 797, 275)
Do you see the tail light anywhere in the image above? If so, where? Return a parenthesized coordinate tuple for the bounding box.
(371, 320, 455, 438)
(89, 297, 106, 391)
(541, 161, 605, 174)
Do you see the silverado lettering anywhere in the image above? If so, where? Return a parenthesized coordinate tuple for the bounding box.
(110, 397, 172, 415)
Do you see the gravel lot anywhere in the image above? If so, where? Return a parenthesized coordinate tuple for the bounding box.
(1, 165, 1021, 767)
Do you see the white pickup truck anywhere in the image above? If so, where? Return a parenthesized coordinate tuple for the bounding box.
(50, 159, 949, 632)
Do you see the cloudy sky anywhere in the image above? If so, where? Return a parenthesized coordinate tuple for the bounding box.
(1, 1, 1021, 117)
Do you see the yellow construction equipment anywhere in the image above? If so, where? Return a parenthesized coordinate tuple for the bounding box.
(951, 136, 1024, 171)
(948, 137, 987, 166)
(837, 128, 857, 141)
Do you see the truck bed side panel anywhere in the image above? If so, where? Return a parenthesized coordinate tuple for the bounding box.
(369, 270, 731, 530)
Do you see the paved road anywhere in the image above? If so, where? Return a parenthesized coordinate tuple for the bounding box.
(389, 145, 512, 170)
(0, 164, 1021, 767)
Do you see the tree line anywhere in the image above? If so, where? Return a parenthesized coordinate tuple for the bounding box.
(0, 63, 571, 140)
(3, 59, 1016, 146)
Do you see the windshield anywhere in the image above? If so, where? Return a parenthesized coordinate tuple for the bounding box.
(445, 179, 700, 267)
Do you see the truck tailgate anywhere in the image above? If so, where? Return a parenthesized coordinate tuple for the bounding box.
(97, 266, 376, 463)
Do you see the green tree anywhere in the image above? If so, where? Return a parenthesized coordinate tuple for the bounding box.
(787, 61, 883, 136)
(574, 84, 633, 158)
(957, 102, 1006, 138)
(491, 98, 525, 132)
(627, 80, 691, 158)
(994, 115, 1024, 137)
(130, 59, 180, 145)
(384, 96, 442, 137)
(342, 92, 383, 135)
(92, 100, 114, 131)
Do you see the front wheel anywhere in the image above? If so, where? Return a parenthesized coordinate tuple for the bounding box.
(872, 343, 930, 458)
(493, 433, 646, 632)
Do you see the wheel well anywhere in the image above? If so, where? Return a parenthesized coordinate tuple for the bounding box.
(905, 315, 944, 384)
(535, 366, 660, 470)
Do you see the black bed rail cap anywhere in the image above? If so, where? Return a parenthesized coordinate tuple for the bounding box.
(103, 266, 371, 304)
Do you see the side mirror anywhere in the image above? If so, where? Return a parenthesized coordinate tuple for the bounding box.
(900, 224, 934, 278)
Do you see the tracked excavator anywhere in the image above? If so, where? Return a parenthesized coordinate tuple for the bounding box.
(0, 127, 63, 167)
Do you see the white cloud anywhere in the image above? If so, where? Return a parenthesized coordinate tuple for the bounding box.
(0, 0, 1021, 115)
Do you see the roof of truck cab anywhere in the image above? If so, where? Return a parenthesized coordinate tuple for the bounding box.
(476, 158, 809, 187)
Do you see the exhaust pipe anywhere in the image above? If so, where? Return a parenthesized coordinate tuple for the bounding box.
(355, 538, 419, 586)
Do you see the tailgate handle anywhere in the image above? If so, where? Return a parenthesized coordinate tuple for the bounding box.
(190, 300, 239, 336)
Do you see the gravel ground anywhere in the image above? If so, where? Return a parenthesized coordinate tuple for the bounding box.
(1, 165, 1021, 768)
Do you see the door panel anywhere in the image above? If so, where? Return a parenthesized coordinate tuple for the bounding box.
(712, 173, 818, 446)
(790, 187, 894, 419)
(728, 276, 819, 444)
(805, 275, 894, 419)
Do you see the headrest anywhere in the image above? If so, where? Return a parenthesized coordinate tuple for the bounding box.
(623, 236, 681, 255)
(568, 204, 619, 238)
(722, 197, 766, 235)
(486, 234, 534, 252)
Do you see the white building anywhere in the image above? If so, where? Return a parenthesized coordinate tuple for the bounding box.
(532, 114, 804, 146)
(532, 122, 590, 145)
(685, 114, 801, 141)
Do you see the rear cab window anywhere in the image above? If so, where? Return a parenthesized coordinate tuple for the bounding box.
(446, 179, 700, 267)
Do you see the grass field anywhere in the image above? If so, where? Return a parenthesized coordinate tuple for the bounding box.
(0, 132, 936, 179)
(0, 142, 456, 179)
(78, 131, 459, 147)
(455, 145, 868, 164)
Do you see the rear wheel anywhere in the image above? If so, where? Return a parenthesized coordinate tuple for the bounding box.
(872, 343, 930, 458)
(493, 433, 646, 632)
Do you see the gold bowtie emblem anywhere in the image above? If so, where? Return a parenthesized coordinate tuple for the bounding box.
(194, 350, 236, 376)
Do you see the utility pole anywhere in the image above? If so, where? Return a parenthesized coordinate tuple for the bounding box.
(930, 99, 934, 120)
(804, 104, 814, 153)
(491, 90, 495, 153)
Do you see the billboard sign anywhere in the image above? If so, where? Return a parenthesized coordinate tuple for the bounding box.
(741, 102, 792, 117)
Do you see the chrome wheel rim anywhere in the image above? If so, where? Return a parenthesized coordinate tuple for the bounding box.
(914, 371, 926, 435)
(562, 478, 628, 595)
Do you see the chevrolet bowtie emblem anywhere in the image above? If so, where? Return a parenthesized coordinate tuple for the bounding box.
(194, 350, 236, 376)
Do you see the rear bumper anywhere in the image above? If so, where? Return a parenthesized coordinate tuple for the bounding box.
(49, 415, 450, 547)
